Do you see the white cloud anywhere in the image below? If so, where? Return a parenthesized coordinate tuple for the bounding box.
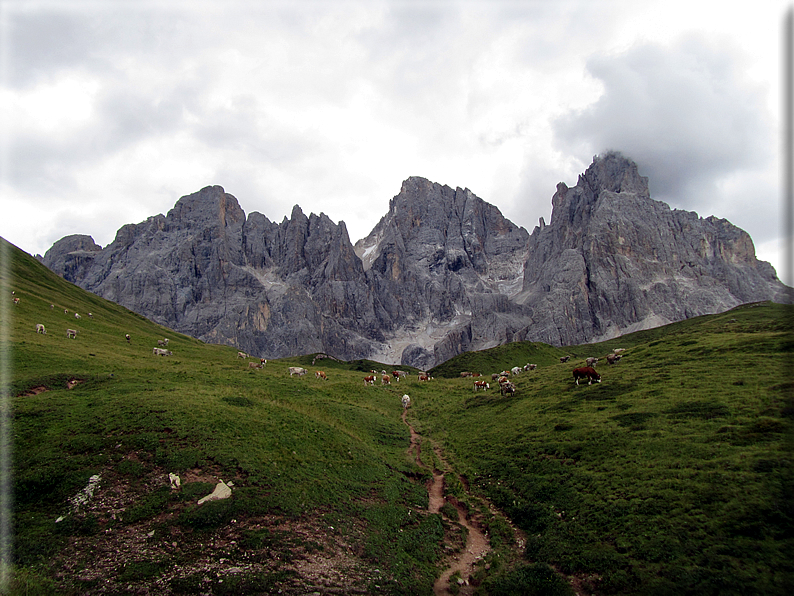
(0, 0, 786, 278)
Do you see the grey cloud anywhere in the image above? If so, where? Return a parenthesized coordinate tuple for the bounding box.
(553, 35, 774, 209)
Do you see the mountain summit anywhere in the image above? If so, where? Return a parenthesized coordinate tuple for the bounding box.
(516, 152, 785, 345)
(42, 153, 786, 366)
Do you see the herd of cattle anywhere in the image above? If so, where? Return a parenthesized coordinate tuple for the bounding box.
(23, 290, 625, 399)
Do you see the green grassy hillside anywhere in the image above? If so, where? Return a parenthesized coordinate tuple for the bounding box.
(2, 239, 444, 595)
(2, 237, 793, 595)
(414, 302, 794, 595)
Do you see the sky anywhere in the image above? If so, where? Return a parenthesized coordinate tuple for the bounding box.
(0, 0, 790, 283)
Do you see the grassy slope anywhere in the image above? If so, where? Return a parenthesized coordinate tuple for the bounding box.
(4, 236, 793, 595)
(415, 302, 794, 595)
(3, 239, 439, 595)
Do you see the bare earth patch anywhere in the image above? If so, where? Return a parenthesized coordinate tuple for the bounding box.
(48, 453, 386, 595)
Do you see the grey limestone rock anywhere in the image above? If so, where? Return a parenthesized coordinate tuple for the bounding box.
(516, 151, 787, 345)
(41, 153, 788, 367)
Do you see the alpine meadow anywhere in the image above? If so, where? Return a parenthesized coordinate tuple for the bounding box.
(3, 236, 793, 594)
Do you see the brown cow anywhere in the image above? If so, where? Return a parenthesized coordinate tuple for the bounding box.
(500, 381, 516, 396)
(315, 371, 327, 380)
(573, 367, 601, 386)
(381, 375, 391, 385)
(474, 380, 489, 391)
(418, 374, 429, 382)
(363, 375, 375, 386)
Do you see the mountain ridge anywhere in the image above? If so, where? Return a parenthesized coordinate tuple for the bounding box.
(41, 152, 787, 367)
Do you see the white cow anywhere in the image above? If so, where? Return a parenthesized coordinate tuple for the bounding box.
(66, 328, 78, 339)
(36, 323, 46, 334)
(289, 367, 307, 376)
(511, 366, 522, 375)
(401, 394, 411, 409)
(153, 347, 172, 356)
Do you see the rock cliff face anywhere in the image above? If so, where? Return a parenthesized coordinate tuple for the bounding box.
(353, 177, 530, 368)
(514, 152, 786, 345)
(45, 186, 388, 360)
(42, 153, 787, 366)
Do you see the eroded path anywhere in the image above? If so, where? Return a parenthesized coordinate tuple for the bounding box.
(402, 410, 490, 595)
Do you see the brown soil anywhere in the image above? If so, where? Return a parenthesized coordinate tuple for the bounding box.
(46, 452, 384, 595)
(402, 410, 491, 596)
(19, 385, 49, 396)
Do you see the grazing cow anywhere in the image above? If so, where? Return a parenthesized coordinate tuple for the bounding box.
(288, 367, 307, 377)
(12, 297, 19, 305)
(418, 374, 429, 382)
(394, 370, 408, 379)
(585, 357, 598, 367)
(491, 373, 501, 381)
(260, 358, 267, 367)
(500, 382, 516, 396)
(66, 328, 78, 339)
(560, 356, 571, 363)
(74, 313, 81, 320)
(364, 375, 375, 386)
(474, 380, 489, 391)
(64, 309, 68, 314)
(525, 364, 537, 371)
(606, 354, 622, 365)
(237, 351, 248, 358)
(153, 347, 172, 356)
(472, 372, 481, 377)
(391, 371, 402, 381)
(511, 366, 522, 375)
(50, 304, 54, 309)
(402, 394, 411, 409)
(36, 323, 46, 334)
(381, 375, 391, 386)
(572, 367, 601, 386)
(460, 371, 473, 378)
(125, 334, 131, 343)
(248, 362, 261, 369)
(315, 371, 327, 380)
(88, 313, 93, 319)
(613, 348, 625, 354)
(159, 339, 170, 347)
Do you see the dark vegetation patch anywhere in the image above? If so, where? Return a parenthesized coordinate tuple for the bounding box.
(221, 395, 255, 407)
(666, 400, 730, 420)
(610, 412, 656, 428)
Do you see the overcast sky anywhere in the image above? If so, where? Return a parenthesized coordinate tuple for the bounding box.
(0, 0, 789, 281)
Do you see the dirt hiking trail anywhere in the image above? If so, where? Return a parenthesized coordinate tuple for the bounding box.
(402, 410, 491, 596)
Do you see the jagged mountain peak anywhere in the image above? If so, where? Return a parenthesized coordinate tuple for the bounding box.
(583, 151, 650, 197)
(40, 154, 787, 367)
(166, 185, 245, 229)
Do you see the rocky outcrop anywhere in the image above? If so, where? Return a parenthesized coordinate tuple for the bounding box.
(514, 152, 786, 345)
(353, 177, 530, 365)
(44, 186, 388, 361)
(42, 154, 787, 366)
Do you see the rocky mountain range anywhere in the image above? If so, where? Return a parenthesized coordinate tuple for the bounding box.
(41, 152, 787, 368)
